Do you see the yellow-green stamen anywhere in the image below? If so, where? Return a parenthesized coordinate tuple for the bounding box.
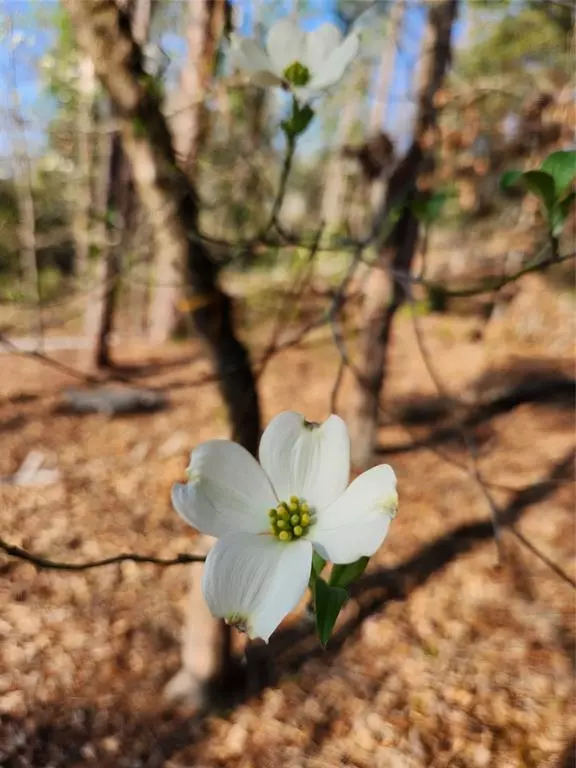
(269, 496, 315, 541)
(283, 61, 311, 87)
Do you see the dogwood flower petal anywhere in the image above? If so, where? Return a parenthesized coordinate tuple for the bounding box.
(229, 37, 283, 87)
(230, 37, 270, 74)
(266, 19, 306, 74)
(307, 31, 360, 91)
(172, 440, 276, 537)
(310, 464, 397, 563)
(202, 532, 313, 642)
(302, 23, 342, 76)
(259, 411, 350, 512)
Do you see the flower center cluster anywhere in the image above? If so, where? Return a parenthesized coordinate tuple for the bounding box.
(269, 496, 313, 541)
(283, 61, 311, 87)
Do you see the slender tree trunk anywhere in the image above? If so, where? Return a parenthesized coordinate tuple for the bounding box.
(94, 135, 134, 367)
(369, 0, 406, 134)
(321, 69, 361, 230)
(86, 0, 151, 369)
(64, 0, 261, 704)
(10, 116, 38, 308)
(172, 0, 227, 174)
(63, 0, 260, 445)
(350, 0, 458, 469)
(170, 0, 271, 708)
(5, 22, 42, 343)
(150, 0, 227, 341)
(367, 0, 406, 215)
(73, 55, 96, 279)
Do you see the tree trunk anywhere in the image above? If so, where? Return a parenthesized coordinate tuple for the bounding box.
(5, 21, 42, 342)
(86, 0, 151, 369)
(321, 69, 361, 231)
(366, 0, 406, 215)
(73, 55, 96, 279)
(369, 0, 406, 134)
(94, 135, 134, 367)
(63, 0, 261, 704)
(350, 0, 458, 469)
(63, 0, 261, 444)
(151, 0, 227, 340)
(171, 0, 227, 174)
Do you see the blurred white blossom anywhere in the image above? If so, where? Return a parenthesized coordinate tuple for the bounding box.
(230, 19, 359, 103)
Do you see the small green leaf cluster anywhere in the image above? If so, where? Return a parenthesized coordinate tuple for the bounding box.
(309, 554, 370, 647)
(500, 150, 576, 238)
(411, 191, 450, 225)
(281, 99, 315, 141)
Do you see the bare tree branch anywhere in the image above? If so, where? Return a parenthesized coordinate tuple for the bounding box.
(417, 250, 575, 300)
(0, 537, 205, 571)
(402, 242, 575, 585)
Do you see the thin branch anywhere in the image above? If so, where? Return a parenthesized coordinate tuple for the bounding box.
(258, 224, 323, 380)
(0, 333, 101, 384)
(0, 538, 205, 571)
(402, 257, 575, 585)
(418, 250, 576, 299)
(508, 526, 576, 589)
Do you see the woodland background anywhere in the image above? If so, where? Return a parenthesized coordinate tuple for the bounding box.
(0, 1, 574, 766)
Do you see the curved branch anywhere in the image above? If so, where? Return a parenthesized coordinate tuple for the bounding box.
(0, 538, 205, 571)
(418, 250, 575, 299)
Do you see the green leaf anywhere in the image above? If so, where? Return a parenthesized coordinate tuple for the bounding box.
(499, 169, 523, 191)
(311, 552, 326, 579)
(427, 191, 449, 221)
(329, 556, 370, 589)
(412, 192, 448, 223)
(522, 170, 556, 213)
(541, 150, 576, 196)
(281, 102, 315, 139)
(314, 578, 348, 648)
(550, 191, 576, 237)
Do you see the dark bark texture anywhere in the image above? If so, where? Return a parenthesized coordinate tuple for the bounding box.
(351, 0, 458, 469)
(63, 0, 261, 454)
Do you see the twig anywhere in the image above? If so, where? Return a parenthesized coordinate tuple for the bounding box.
(417, 249, 575, 299)
(508, 526, 576, 589)
(401, 256, 575, 584)
(0, 537, 205, 571)
(0, 333, 101, 384)
(258, 225, 323, 380)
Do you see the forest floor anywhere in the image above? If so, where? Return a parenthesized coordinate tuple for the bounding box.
(0, 272, 574, 768)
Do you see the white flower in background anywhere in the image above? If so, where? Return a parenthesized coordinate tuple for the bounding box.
(172, 411, 398, 642)
(230, 19, 359, 103)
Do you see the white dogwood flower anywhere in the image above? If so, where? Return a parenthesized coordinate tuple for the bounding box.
(230, 19, 359, 102)
(172, 411, 397, 642)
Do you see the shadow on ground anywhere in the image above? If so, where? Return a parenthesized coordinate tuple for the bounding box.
(2, 446, 573, 768)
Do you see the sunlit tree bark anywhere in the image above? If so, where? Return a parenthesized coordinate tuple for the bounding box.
(63, 0, 261, 703)
(62, 0, 260, 448)
(85, 0, 152, 368)
(350, 0, 458, 468)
